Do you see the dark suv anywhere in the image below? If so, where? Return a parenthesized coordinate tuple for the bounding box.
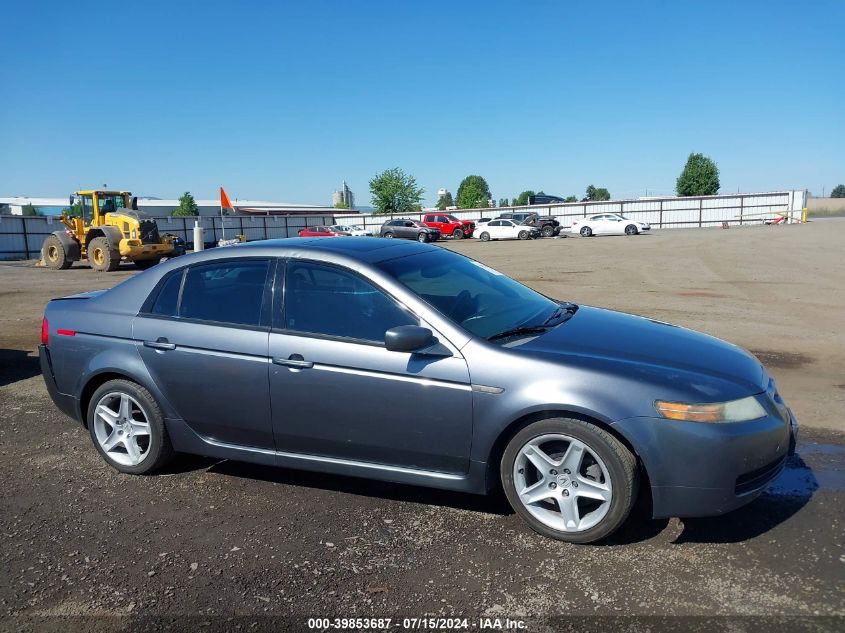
(380, 219, 441, 242)
(528, 194, 566, 205)
(496, 212, 561, 238)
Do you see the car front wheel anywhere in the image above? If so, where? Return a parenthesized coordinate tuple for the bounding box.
(383, 232, 394, 238)
(452, 228, 464, 239)
(479, 232, 491, 242)
(518, 230, 529, 240)
(625, 224, 639, 235)
(87, 379, 174, 475)
(500, 418, 638, 543)
(418, 232, 429, 243)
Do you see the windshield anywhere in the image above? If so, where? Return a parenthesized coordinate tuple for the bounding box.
(377, 250, 559, 339)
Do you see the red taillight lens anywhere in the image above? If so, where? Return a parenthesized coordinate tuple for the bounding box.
(41, 318, 49, 346)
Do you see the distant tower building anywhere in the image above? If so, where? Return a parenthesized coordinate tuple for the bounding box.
(437, 188, 449, 199)
(332, 180, 355, 209)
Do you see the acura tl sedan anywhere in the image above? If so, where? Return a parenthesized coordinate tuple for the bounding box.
(40, 238, 797, 543)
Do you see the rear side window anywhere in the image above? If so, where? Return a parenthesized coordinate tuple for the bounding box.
(284, 261, 417, 343)
(179, 260, 270, 326)
(151, 270, 184, 317)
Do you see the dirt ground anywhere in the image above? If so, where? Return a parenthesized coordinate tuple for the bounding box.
(0, 221, 843, 630)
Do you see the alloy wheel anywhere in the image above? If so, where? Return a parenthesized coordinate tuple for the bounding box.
(92, 392, 152, 466)
(512, 433, 612, 533)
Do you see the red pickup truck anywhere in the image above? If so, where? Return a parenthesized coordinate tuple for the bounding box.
(422, 214, 475, 239)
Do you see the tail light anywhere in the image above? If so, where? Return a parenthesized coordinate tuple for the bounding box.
(41, 318, 49, 346)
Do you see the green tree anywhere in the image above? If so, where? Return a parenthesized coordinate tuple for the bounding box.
(830, 184, 845, 198)
(369, 167, 424, 214)
(435, 191, 455, 210)
(513, 190, 535, 206)
(21, 203, 41, 216)
(565, 195, 578, 203)
(171, 191, 200, 216)
(498, 198, 510, 207)
(456, 175, 492, 209)
(334, 200, 350, 209)
(676, 152, 720, 196)
(583, 185, 611, 201)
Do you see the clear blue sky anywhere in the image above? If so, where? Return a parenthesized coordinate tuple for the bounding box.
(1, 0, 842, 205)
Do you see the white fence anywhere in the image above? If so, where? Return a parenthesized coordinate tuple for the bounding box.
(0, 214, 335, 260)
(335, 190, 807, 235)
(0, 190, 807, 260)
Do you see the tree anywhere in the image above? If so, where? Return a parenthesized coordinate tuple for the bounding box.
(369, 167, 424, 214)
(676, 152, 720, 196)
(583, 185, 611, 201)
(21, 203, 40, 216)
(334, 200, 350, 209)
(830, 184, 845, 198)
(435, 191, 454, 210)
(172, 191, 200, 216)
(498, 198, 510, 208)
(456, 175, 492, 209)
(513, 190, 535, 206)
(565, 195, 578, 203)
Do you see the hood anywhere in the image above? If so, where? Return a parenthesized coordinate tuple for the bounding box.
(517, 306, 766, 394)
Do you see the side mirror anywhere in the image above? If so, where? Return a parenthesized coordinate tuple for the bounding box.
(385, 325, 434, 353)
(131, 196, 138, 210)
(69, 195, 74, 208)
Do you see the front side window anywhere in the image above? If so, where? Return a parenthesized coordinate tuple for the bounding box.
(284, 261, 417, 343)
(377, 250, 558, 339)
(179, 260, 269, 326)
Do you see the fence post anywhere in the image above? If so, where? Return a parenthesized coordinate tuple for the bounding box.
(263, 215, 267, 240)
(699, 199, 703, 228)
(284, 215, 289, 238)
(739, 196, 744, 225)
(239, 216, 244, 238)
(658, 200, 663, 229)
(22, 217, 30, 259)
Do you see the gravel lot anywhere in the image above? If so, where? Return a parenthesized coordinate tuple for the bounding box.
(0, 222, 843, 630)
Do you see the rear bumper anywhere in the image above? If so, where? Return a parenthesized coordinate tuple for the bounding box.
(615, 411, 796, 519)
(39, 345, 82, 425)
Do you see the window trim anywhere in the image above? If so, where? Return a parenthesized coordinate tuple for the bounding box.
(273, 257, 423, 347)
(138, 257, 275, 331)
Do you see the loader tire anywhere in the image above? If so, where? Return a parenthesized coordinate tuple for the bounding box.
(89, 237, 121, 272)
(42, 235, 72, 270)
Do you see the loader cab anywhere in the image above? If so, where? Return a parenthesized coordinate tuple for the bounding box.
(72, 190, 132, 226)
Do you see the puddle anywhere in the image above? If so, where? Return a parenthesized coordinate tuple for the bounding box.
(765, 443, 845, 498)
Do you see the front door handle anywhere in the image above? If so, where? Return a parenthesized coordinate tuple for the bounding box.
(273, 354, 313, 369)
(144, 338, 176, 351)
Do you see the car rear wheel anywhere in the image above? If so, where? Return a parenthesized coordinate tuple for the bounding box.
(625, 224, 638, 235)
(518, 230, 529, 240)
(88, 379, 174, 475)
(452, 228, 464, 239)
(580, 226, 593, 237)
(479, 232, 491, 242)
(542, 225, 555, 238)
(501, 418, 638, 543)
(383, 232, 394, 238)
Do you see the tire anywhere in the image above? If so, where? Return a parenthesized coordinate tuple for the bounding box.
(88, 237, 120, 272)
(625, 224, 638, 236)
(480, 232, 491, 242)
(418, 232, 429, 243)
(134, 258, 161, 271)
(541, 225, 555, 238)
(452, 228, 464, 240)
(500, 417, 638, 544)
(87, 379, 174, 475)
(580, 226, 593, 237)
(42, 235, 72, 270)
(518, 230, 529, 240)
(383, 232, 394, 239)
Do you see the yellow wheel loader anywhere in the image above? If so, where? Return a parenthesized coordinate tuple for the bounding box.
(41, 190, 183, 272)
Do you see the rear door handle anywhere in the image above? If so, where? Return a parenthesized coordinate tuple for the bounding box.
(144, 338, 176, 351)
(273, 354, 313, 369)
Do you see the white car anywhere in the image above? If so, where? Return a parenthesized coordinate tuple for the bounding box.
(330, 224, 370, 237)
(569, 214, 650, 237)
(474, 219, 540, 242)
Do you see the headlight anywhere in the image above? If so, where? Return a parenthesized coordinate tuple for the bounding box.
(654, 395, 766, 423)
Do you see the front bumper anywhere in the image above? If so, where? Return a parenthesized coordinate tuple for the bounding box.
(39, 345, 82, 425)
(614, 410, 797, 519)
(119, 239, 175, 260)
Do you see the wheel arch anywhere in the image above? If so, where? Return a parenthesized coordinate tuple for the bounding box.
(78, 367, 175, 428)
(46, 230, 81, 261)
(484, 408, 651, 499)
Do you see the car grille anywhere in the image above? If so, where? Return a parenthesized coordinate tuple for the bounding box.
(735, 456, 786, 495)
(139, 220, 161, 245)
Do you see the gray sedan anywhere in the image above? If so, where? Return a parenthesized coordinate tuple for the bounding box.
(379, 219, 440, 242)
(39, 238, 797, 543)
